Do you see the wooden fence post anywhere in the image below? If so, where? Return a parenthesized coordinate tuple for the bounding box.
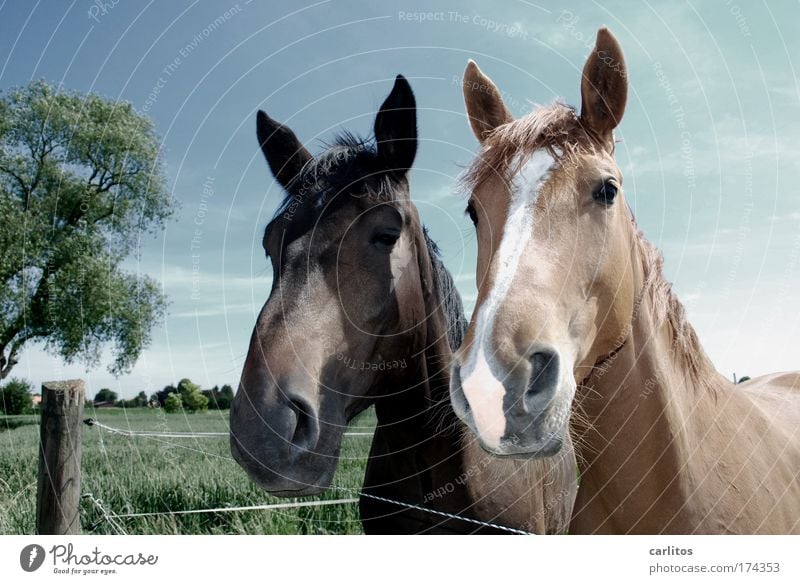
(36, 379, 85, 535)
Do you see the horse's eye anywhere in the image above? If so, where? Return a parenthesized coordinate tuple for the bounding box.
(371, 230, 400, 250)
(593, 180, 618, 205)
(466, 202, 478, 225)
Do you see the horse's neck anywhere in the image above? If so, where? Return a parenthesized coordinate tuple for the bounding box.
(364, 243, 474, 523)
(572, 289, 731, 533)
(404, 230, 463, 434)
(372, 235, 460, 440)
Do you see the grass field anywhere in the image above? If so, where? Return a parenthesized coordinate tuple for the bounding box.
(0, 406, 376, 535)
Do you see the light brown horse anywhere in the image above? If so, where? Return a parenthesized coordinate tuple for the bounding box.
(450, 28, 800, 534)
(230, 76, 576, 533)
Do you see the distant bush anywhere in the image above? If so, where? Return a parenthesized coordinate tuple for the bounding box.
(164, 393, 183, 413)
(94, 388, 118, 404)
(178, 378, 208, 413)
(151, 384, 178, 407)
(0, 378, 34, 415)
(202, 384, 234, 410)
(151, 379, 232, 411)
(116, 391, 149, 408)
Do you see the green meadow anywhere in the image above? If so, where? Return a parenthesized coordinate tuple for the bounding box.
(0, 407, 376, 535)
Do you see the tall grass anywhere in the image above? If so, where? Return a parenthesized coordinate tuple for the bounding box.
(0, 407, 376, 534)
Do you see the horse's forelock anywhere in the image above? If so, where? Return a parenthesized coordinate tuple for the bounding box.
(461, 102, 587, 194)
(264, 133, 404, 247)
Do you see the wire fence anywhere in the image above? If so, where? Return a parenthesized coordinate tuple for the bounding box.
(81, 417, 535, 535)
(83, 493, 128, 535)
(84, 418, 373, 438)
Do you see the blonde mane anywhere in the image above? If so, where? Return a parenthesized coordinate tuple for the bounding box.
(633, 225, 721, 391)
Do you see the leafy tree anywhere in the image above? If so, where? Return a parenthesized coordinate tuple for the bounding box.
(0, 377, 34, 415)
(94, 388, 118, 403)
(183, 389, 208, 413)
(178, 378, 208, 413)
(201, 387, 216, 407)
(0, 80, 173, 379)
(177, 378, 198, 395)
(152, 384, 177, 407)
(117, 390, 148, 408)
(163, 392, 182, 413)
(218, 384, 234, 408)
(201, 383, 234, 409)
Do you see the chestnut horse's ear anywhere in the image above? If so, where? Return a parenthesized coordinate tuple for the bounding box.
(462, 60, 512, 143)
(580, 27, 628, 147)
(256, 110, 313, 191)
(374, 75, 417, 176)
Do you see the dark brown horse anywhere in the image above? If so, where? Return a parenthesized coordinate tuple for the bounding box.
(230, 76, 576, 533)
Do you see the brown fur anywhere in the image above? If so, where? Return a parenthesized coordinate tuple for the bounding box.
(632, 228, 718, 391)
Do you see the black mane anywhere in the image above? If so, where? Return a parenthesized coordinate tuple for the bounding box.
(423, 227, 467, 353)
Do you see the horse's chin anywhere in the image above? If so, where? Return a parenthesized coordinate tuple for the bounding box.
(477, 424, 568, 460)
(247, 462, 336, 498)
(456, 417, 567, 460)
(231, 434, 341, 498)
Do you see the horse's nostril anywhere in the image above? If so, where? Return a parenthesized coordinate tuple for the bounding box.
(530, 352, 549, 381)
(525, 350, 559, 408)
(287, 397, 318, 452)
(449, 359, 473, 424)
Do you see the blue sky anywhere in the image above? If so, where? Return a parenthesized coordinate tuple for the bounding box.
(2, 0, 799, 397)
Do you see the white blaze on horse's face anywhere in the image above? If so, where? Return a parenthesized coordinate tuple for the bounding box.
(459, 150, 554, 449)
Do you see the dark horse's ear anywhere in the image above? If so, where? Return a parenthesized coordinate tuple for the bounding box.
(374, 75, 417, 176)
(256, 110, 313, 191)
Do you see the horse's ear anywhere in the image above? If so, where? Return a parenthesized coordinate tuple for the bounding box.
(256, 110, 313, 191)
(580, 27, 627, 148)
(463, 60, 512, 144)
(374, 75, 417, 175)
